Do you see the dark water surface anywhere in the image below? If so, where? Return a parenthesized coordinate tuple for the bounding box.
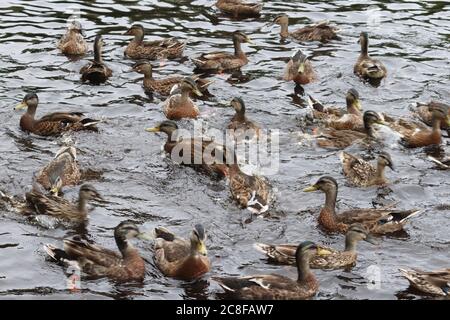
(0, 0, 449, 300)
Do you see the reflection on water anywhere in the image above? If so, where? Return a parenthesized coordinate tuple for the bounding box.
(0, 0, 449, 300)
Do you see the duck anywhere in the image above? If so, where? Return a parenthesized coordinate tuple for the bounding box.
(212, 241, 320, 300)
(162, 77, 202, 120)
(228, 163, 271, 214)
(283, 50, 316, 86)
(315, 111, 385, 149)
(215, 0, 263, 18)
(339, 151, 394, 187)
(14, 92, 99, 136)
(303, 176, 422, 234)
(254, 223, 378, 270)
(146, 121, 230, 178)
(192, 31, 253, 73)
(399, 268, 450, 296)
(80, 34, 112, 84)
(130, 60, 212, 97)
(23, 184, 102, 224)
(227, 97, 261, 142)
(153, 224, 210, 281)
(124, 24, 185, 60)
(411, 101, 450, 132)
(311, 88, 363, 131)
(36, 146, 81, 191)
(397, 105, 450, 148)
(57, 20, 88, 56)
(43, 221, 147, 282)
(273, 14, 339, 42)
(354, 32, 387, 80)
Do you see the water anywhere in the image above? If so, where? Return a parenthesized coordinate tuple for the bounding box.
(0, 0, 449, 300)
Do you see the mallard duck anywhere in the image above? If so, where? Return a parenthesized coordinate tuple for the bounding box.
(57, 20, 88, 56)
(162, 77, 202, 120)
(283, 50, 316, 86)
(215, 0, 263, 18)
(24, 184, 102, 224)
(228, 163, 271, 214)
(303, 176, 422, 234)
(80, 34, 112, 84)
(354, 32, 386, 80)
(316, 111, 385, 149)
(44, 221, 147, 282)
(153, 224, 210, 281)
(192, 31, 252, 73)
(131, 61, 212, 97)
(397, 105, 450, 148)
(412, 101, 450, 131)
(273, 14, 339, 42)
(339, 151, 394, 187)
(227, 97, 261, 142)
(146, 121, 230, 178)
(212, 241, 320, 300)
(399, 268, 450, 296)
(14, 92, 99, 136)
(124, 24, 185, 60)
(36, 146, 81, 191)
(254, 223, 378, 270)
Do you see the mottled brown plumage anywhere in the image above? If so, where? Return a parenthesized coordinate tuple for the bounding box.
(254, 224, 378, 269)
(213, 242, 320, 300)
(215, 0, 263, 18)
(303, 176, 422, 234)
(154, 224, 210, 281)
(354, 32, 386, 80)
(399, 268, 450, 296)
(339, 151, 394, 187)
(44, 221, 147, 282)
(14, 93, 99, 136)
(412, 101, 450, 131)
(162, 77, 202, 120)
(273, 14, 339, 42)
(283, 50, 316, 85)
(146, 121, 230, 178)
(227, 97, 261, 142)
(124, 24, 185, 60)
(192, 31, 252, 73)
(57, 20, 88, 56)
(80, 35, 112, 84)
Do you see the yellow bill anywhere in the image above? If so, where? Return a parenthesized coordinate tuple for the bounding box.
(145, 127, 160, 133)
(197, 241, 208, 256)
(14, 101, 27, 110)
(298, 63, 305, 74)
(303, 185, 318, 192)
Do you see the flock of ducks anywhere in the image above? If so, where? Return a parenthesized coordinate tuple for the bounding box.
(2, 0, 450, 299)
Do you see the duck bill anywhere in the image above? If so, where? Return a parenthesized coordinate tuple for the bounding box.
(192, 88, 203, 97)
(145, 127, 160, 133)
(14, 101, 27, 110)
(123, 29, 132, 35)
(303, 185, 318, 192)
(197, 241, 208, 256)
(317, 247, 333, 255)
(50, 186, 59, 196)
(245, 37, 254, 44)
(136, 232, 155, 241)
(298, 63, 305, 74)
(354, 100, 362, 111)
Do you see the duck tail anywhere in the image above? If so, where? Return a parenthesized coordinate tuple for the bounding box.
(43, 244, 72, 265)
(247, 191, 269, 215)
(253, 243, 271, 254)
(80, 118, 101, 127)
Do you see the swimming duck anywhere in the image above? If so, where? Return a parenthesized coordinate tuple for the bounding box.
(215, 0, 263, 18)
(131, 61, 212, 97)
(153, 224, 210, 281)
(124, 24, 185, 60)
(303, 176, 421, 234)
(192, 31, 252, 73)
(228, 163, 271, 214)
(36, 146, 81, 191)
(254, 223, 378, 270)
(339, 151, 394, 187)
(80, 34, 112, 84)
(44, 221, 147, 282)
(399, 268, 450, 297)
(57, 20, 88, 56)
(412, 101, 450, 132)
(316, 111, 385, 149)
(212, 241, 320, 300)
(162, 77, 202, 120)
(24, 184, 102, 224)
(14, 92, 99, 136)
(354, 32, 386, 80)
(397, 105, 450, 148)
(283, 50, 316, 86)
(273, 14, 339, 42)
(146, 121, 230, 178)
(227, 97, 261, 142)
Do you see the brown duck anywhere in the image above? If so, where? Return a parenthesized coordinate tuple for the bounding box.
(273, 14, 339, 42)
(153, 224, 210, 281)
(227, 97, 261, 142)
(57, 20, 88, 56)
(354, 32, 386, 80)
(162, 77, 202, 120)
(215, 0, 263, 18)
(14, 93, 99, 136)
(303, 176, 422, 234)
(412, 101, 449, 132)
(283, 50, 316, 85)
(80, 34, 112, 84)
